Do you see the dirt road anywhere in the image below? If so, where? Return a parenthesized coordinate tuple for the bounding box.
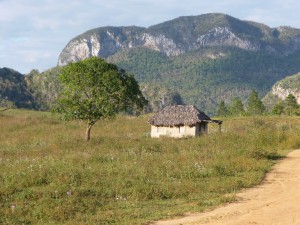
(154, 150, 300, 225)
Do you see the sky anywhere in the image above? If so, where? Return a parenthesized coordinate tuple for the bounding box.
(1, 0, 300, 74)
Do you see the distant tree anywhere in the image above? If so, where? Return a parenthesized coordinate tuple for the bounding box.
(0, 95, 16, 112)
(141, 83, 183, 113)
(217, 100, 229, 117)
(54, 57, 148, 141)
(26, 67, 62, 110)
(284, 94, 299, 116)
(247, 90, 265, 115)
(229, 97, 245, 116)
(272, 101, 284, 115)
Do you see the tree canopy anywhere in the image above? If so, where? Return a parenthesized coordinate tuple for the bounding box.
(217, 100, 229, 117)
(54, 57, 147, 140)
(272, 101, 284, 115)
(229, 97, 245, 116)
(247, 90, 265, 115)
(285, 94, 299, 116)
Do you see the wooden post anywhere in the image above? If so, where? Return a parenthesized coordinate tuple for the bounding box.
(218, 123, 222, 133)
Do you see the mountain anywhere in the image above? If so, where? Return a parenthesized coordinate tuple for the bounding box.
(3, 13, 300, 113)
(0, 66, 179, 112)
(0, 67, 33, 108)
(58, 13, 300, 65)
(29, 68, 183, 112)
(263, 72, 300, 110)
(25, 67, 62, 110)
(57, 13, 300, 114)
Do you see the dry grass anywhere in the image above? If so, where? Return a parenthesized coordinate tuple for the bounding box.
(1, 110, 300, 224)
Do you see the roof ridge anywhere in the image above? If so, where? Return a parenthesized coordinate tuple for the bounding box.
(148, 105, 212, 126)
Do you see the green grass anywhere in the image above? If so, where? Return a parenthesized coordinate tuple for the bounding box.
(1, 110, 300, 224)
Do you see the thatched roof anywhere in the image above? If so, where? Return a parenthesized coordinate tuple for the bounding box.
(148, 105, 216, 126)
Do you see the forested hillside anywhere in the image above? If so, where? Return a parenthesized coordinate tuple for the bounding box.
(57, 13, 300, 114)
(0, 66, 181, 112)
(3, 13, 300, 114)
(263, 72, 300, 110)
(109, 46, 300, 114)
(25, 67, 62, 110)
(2, 47, 300, 114)
(0, 68, 33, 108)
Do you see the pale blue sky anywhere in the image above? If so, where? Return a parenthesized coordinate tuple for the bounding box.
(1, 0, 300, 74)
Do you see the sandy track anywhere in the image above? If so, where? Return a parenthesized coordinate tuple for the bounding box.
(153, 150, 300, 225)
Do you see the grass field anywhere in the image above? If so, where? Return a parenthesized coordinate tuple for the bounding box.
(1, 109, 300, 224)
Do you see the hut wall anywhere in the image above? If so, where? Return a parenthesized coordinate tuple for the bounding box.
(183, 125, 197, 136)
(195, 122, 208, 136)
(151, 125, 196, 138)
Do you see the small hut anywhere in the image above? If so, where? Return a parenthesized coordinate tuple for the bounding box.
(148, 105, 222, 138)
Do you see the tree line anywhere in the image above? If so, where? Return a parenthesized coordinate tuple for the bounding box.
(217, 90, 299, 117)
(110, 46, 300, 114)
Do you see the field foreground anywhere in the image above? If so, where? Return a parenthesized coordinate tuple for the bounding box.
(1, 109, 300, 224)
(154, 149, 300, 225)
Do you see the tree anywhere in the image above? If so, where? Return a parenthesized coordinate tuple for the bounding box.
(141, 83, 183, 113)
(272, 101, 284, 115)
(229, 97, 245, 116)
(0, 94, 16, 112)
(54, 57, 148, 141)
(26, 67, 62, 110)
(247, 90, 265, 115)
(285, 94, 299, 116)
(217, 100, 229, 117)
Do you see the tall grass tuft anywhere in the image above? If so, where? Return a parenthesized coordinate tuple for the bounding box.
(1, 110, 300, 224)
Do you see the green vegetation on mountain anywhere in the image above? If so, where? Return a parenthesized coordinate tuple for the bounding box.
(141, 83, 183, 113)
(0, 67, 33, 108)
(3, 44, 300, 115)
(263, 72, 300, 110)
(3, 46, 300, 114)
(108, 46, 300, 114)
(147, 13, 263, 41)
(216, 89, 270, 117)
(0, 66, 183, 113)
(4, 13, 300, 114)
(25, 67, 62, 110)
(108, 47, 169, 82)
(274, 72, 300, 90)
(55, 13, 300, 114)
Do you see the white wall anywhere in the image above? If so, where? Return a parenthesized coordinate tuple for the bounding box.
(151, 125, 197, 138)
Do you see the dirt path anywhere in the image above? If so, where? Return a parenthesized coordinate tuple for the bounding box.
(153, 150, 300, 225)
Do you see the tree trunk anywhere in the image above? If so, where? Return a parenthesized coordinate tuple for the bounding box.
(86, 124, 93, 141)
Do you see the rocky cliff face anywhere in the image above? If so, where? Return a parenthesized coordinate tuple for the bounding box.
(263, 72, 300, 109)
(58, 13, 300, 66)
(270, 73, 300, 104)
(58, 28, 184, 65)
(196, 27, 259, 51)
